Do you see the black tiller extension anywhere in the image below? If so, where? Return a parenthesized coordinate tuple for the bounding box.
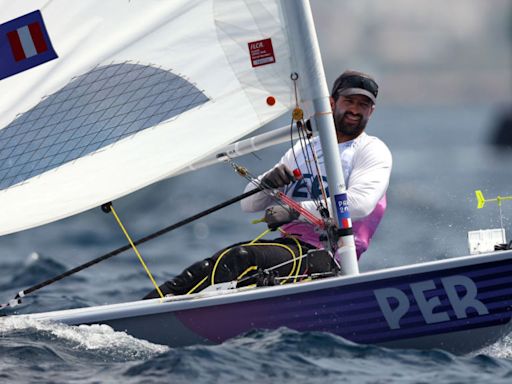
(0, 187, 262, 310)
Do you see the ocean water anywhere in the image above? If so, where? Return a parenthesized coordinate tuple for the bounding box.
(1, 104, 512, 383)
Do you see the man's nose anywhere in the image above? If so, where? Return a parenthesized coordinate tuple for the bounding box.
(347, 104, 361, 114)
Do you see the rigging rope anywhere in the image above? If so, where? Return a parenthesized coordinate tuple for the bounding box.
(186, 227, 305, 295)
(289, 72, 328, 213)
(0, 187, 263, 310)
(298, 120, 329, 209)
(1, 72, 336, 310)
(227, 157, 325, 228)
(104, 203, 164, 300)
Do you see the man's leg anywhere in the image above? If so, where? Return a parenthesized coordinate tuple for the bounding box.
(143, 258, 214, 299)
(211, 240, 308, 287)
(143, 238, 313, 299)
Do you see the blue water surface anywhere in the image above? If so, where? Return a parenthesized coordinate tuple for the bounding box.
(1, 104, 512, 383)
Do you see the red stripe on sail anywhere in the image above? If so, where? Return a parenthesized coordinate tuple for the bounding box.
(6, 30, 26, 61)
(28, 22, 48, 53)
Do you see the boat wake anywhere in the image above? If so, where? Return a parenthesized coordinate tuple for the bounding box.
(478, 334, 512, 359)
(0, 316, 168, 361)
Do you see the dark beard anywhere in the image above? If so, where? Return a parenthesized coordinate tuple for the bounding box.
(334, 111, 368, 138)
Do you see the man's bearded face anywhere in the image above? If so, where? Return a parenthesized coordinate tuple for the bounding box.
(333, 107, 369, 137)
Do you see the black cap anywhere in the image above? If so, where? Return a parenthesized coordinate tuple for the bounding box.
(331, 70, 378, 104)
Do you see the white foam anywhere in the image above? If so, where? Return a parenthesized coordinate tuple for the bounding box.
(0, 316, 169, 359)
(24, 251, 40, 265)
(477, 335, 512, 359)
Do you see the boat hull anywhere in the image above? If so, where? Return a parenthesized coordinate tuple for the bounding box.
(21, 250, 512, 354)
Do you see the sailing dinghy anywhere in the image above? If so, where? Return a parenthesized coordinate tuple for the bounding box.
(1, 1, 512, 355)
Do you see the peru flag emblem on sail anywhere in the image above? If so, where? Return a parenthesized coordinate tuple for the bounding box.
(0, 10, 57, 80)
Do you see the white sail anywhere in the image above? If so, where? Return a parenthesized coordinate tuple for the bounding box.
(0, 0, 302, 235)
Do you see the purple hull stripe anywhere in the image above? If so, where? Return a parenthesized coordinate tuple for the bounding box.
(174, 258, 512, 345)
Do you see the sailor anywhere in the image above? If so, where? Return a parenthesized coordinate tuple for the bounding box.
(144, 70, 392, 298)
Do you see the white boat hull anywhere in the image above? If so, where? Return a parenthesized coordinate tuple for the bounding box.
(17, 250, 512, 354)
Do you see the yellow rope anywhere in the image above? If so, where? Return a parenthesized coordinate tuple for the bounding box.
(109, 205, 164, 299)
(205, 228, 306, 291)
(210, 247, 235, 286)
(249, 242, 297, 284)
(211, 228, 272, 285)
(186, 275, 208, 295)
(278, 229, 303, 282)
(249, 228, 272, 244)
(211, 242, 298, 286)
(251, 228, 300, 283)
(241, 227, 271, 282)
(237, 265, 258, 280)
(187, 266, 257, 295)
(287, 235, 303, 282)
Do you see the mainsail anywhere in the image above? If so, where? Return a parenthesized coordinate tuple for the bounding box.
(0, 0, 305, 235)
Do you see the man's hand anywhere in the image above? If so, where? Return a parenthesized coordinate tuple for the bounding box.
(264, 205, 299, 230)
(261, 164, 295, 189)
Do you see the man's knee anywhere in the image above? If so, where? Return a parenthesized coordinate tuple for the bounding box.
(186, 259, 213, 280)
(212, 246, 252, 283)
(143, 258, 213, 298)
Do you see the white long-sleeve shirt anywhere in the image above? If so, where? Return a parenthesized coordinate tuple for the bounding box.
(241, 132, 392, 257)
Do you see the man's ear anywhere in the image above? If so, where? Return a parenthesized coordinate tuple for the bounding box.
(369, 103, 376, 116)
(329, 96, 335, 111)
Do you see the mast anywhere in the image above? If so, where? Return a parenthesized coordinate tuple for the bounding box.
(282, 0, 359, 275)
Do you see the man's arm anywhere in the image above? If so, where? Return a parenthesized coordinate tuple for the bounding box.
(345, 139, 392, 219)
(240, 148, 296, 212)
(297, 137, 392, 221)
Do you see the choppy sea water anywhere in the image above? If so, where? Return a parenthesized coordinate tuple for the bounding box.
(1, 105, 512, 383)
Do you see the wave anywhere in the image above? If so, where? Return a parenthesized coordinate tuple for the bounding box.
(0, 315, 511, 383)
(479, 335, 512, 360)
(123, 328, 512, 384)
(0, 252, 86, 290)
(0, 316, 168, 362)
